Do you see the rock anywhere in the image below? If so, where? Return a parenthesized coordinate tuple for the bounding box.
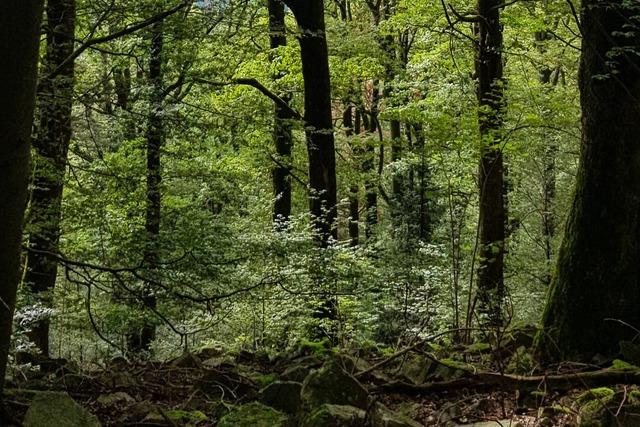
(578, 394, 640, 426)
(429, 359, 468, 382)
(217, 402, 288, 427)
(335, 354, 370, 375)
(23, 392, 101, 427)
(394, 402, 422, 419)
(171, 352, 202, 368)
(128, 401, 157, 421)
(437, 402, 462, 424)
(303, 404, 366, 427)
(97, 391, 135, 406)
(281, 364, 311, 382)
(258, 380, 302, 414)
(400, 355, 432, 385)
(301, 361, 369, 409)
(202, 355, 235, 369)
(369, 402, 422, 427)
(195, 345, 225, 360)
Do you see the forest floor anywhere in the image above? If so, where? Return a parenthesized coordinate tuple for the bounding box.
(5, 336, 636, 426)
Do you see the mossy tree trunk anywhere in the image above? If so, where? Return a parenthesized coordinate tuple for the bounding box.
(536, 0, 640, 362)
(475, 0, 506, 327)
(23, 0, 76, 358)
(0, 0, 44, 407)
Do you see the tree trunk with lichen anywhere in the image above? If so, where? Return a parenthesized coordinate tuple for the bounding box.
(0, 0, 44, 410)
(536, 0, 640, 363)
(23, 0, 76, 359)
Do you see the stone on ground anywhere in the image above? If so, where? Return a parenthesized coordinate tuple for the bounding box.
(301, 361, 369, 409)
(217, 402, 288, 427)
(303, 404, 366, 427)
(23, 392, 101, 427)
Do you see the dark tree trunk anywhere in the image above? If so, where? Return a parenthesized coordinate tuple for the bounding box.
(363, 83, 380, 239)
(535, 28, 557, 286)
(283, 0, 337, 248)
(269, 0, 294, 228)
(23, 0, 75, 358)
(536, 0, 640, 362)
(0, 0, 44, 406)
(343, 106, 359, 247)
(475, 0, 506, 327)
(128, 21, 164, 353)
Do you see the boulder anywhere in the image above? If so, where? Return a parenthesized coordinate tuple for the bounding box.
(258, 381, 302, 414)
(97, 392, 135, 406)
(171, 352, 202, 368)
(281, 364, 311, 382)
(217, 402, 288, 427)
(301, 361, 369, 409)
(399, 355, 433, 385)
(303, 404, 366, 427)
(23, 392, 101, 427)
(369, 402, 422, 427)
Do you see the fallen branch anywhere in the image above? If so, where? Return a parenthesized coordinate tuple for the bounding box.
(374, 368, 640, 395)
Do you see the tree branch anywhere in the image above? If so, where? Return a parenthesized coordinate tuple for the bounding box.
(195, 77, 302, 120)
(48, 2, 190, 79)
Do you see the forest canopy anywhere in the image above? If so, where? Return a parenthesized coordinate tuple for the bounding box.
(1, 0, 639, 425)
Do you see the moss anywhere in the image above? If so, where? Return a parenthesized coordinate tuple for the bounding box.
(300, 339, 333, 357)
(253, 373, 277, 388)
(464, 342, 492, 353)
(577, 387, 615, 403)
(166, 409, 207, 423)
(612, 359, 636, 370)
(217, 402, 288, 427)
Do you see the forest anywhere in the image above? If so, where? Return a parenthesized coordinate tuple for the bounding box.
(1, 0, 639, 426)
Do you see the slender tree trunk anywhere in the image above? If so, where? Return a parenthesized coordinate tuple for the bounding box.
(364, 83, 380, 239)
(269, 0, 294, 228)
(128, 21, 164, 353)
(475, 0, 506, 327)
(0, 0, 44, 407)
(23, 0, 76, 359)
(343, 106, 359, 247)
(284, 0, 337, 247)
(535, 28, 557, 286)
(536, 0, 640, 362)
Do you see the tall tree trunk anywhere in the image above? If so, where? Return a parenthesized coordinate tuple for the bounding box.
(269, 0, 294, 228)
(536, 0, 640, 362)
(343, 106, 359, 247)
(475, 0, 506, 327)
(535, 27, 556, 286)
(364, 83, 380, 239)
(283, 0, 337, 248)
(0, 0, 44, 407)
(128, 21, 164, 353)
(23, 0, 76, 358)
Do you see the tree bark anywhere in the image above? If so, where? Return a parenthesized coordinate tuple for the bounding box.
(23, 0, 76, 358)
(269, 0, 294, 228)
(128, 20, 164, 353)
(344, 106, 359, 247)
(283, 0, 337, 247)
(537, 0, 640, 362)
(0, 0, 44, 406)
(475, 0, 506, 327)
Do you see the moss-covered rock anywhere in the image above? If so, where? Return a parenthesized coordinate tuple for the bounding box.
(303, 404, 366, 427)
(369, 402, 422, 427)
(23, 392, 101, 427)
(577, 388, 640, 427)
(258, 381, 303, 414)
(217, 402, 288, 427)
(301, 361, 369, 409)
(400, 355, 433, 385)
